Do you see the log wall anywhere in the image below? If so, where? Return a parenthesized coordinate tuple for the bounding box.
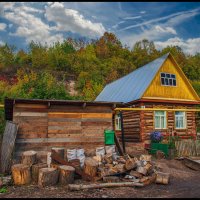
(141, 103, 197, 141)
(13, 103, 113, 162)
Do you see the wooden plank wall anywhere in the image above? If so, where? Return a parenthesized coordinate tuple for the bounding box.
(13, 103, 113, 162)
(116, 111, 141, 143)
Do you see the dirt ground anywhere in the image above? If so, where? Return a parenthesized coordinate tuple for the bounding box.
(1, 159, 200, 198)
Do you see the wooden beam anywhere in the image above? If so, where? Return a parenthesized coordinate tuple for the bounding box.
(115, 108, 200, 112)
(120, 111, 126, 153)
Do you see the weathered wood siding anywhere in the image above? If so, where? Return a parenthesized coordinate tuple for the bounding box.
(13, 103, 113, 162)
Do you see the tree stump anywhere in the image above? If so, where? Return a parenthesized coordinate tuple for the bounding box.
(11, 164, 31, 185)
(31, 163, 48, 183)
(155, 172, 170, 185)
(58, 165, 75, 185)
(83, 157, 98, 177)
(21, 151, 37, 167)
(38, 168, 59, 187)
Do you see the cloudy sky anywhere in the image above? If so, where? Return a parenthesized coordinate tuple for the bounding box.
(0, 2, 200, 54)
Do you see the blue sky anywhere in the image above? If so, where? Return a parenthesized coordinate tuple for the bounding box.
(0, 2, 200, 54)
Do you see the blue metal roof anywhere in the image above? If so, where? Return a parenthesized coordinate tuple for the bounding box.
(95, 53, 169, 103)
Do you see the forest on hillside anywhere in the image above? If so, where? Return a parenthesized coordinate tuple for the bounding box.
(0, 32, 200, 102)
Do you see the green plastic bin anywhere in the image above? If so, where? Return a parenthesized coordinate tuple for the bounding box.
(150, 143, 169, 156)
(104, 130, 115, 145)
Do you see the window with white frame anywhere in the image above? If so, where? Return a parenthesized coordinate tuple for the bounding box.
(154, 111, 167, 129)
(175, 111, 186, 129)
(115, 113, 121, 130)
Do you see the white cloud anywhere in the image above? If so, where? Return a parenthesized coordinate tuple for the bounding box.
(155, 25, 177, 35)
(0, 23, 7, 31)
(44, 2, 106, 37)
(140, 11, 146, 14)
(155, 37, 200, 55)
(4, 5, 64, 45)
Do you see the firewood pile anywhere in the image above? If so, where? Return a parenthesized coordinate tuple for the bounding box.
(6, 145, 170, 190)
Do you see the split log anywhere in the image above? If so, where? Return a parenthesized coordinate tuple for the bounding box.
(58, 165, 75, 185)
(125, 159, 137, 170)
(38, 168, 59, 187)
(130, 170, 143, 178)
(83, 158, 98, 177)
(31, 163, 48, 183)
(104, 153, 113, 164)
(11, 164, 31, 185)
(143, 173, 157, 186)
(144, 163, 153, 174)
(136, 166, 147, 175)
(113, 163, 125, 173)
(51, 148, 65, 160)
(155, 172, 170, 185)
(140, 155, 152, 162)
(21, 151, 37, 167)
(103, 176, 120, 183)
(68, 182, 144, 191)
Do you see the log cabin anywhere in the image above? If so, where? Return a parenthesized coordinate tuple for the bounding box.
(95, 53, 200, 151)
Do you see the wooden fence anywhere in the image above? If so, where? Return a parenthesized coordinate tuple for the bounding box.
(175, 139, 200, 157)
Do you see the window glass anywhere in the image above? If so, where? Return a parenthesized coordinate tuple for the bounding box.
(154, 111, 166, 129)
(175, 111, 186, 129)
(115, 113, 121, 130)
(160, 72, 176, 86)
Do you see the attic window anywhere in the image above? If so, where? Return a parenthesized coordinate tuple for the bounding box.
(160, 73, 176, 86)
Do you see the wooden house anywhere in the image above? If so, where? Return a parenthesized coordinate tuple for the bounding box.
(95, 53, 200, 148)
(4, 98, 120, 162)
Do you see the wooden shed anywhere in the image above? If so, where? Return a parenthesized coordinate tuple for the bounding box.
(5, 98, 120, 162)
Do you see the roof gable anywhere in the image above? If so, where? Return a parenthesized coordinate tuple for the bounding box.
(95, 53, 169, 103)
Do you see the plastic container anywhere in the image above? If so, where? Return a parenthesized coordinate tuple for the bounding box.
(150, 143, 169, 156)
(104, 130, 115, 145)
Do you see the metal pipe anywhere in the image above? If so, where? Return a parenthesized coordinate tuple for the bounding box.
(119, 111, 126, 153)
(115, 108, 200, 112)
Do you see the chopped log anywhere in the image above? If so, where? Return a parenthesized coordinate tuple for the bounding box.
(117, 157, 126, 164)
(103, 176, 120, 183)
(38, 168, 59, 187)
(11, 164, 31, 185)
(139, 176, 149, 183)
(58, 165, 75, 185)
(113, 163, 125, 173)
(155, 172, 170, 185)
(143, 173, 157, 186)
(51, 150, 92, 181)
(140, 155, 152, 162)
(136, 166, 147, 175)
(144, 163, 153, 174)
(125, 159, 137, 170)
(68, 182, 144, 191)
(104, 153, 113, 164)
(130, 170, 143, 178)
(83, 157, 98, 177)
(51, 148, 65, 162)
(31, 163, 48, 183)
(21, 151, 37, 167)
(50, 163, 62, 169)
